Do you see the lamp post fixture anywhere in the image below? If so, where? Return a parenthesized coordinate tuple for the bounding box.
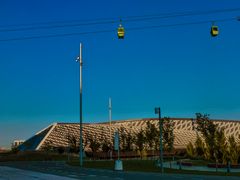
(155, 107, 163, 173)
(109, 97, 112, 159)
(76, 43, 83, 167)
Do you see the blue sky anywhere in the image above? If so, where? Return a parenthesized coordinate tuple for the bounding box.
(1, 0, 240, 147)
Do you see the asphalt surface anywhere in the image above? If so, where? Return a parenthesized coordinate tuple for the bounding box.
(0, 166, 75, 180)
(163, 161, 240, 172)
(0, 161, 240, 180)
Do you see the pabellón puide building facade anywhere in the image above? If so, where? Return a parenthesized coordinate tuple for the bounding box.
(18, 118, 240, 152)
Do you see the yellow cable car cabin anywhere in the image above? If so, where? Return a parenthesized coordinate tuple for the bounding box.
(118, 24, 125, 39)
(211, 26, 219, 37)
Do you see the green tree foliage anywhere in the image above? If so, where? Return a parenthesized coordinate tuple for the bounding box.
(162, 117, 175, 153)
(186, 136, 207, 160)
(86, 134, 101, 153)
(203, 146, 211, 160)
(99, 127, 111, 153)
(215, 128, 228, 163)
(193, 113, 239, 164)
(101, 138, 111, 153)
(228, 135, 239, 165)
(145, 121, 159, 151)
(125, 131, 136, 151)
(42, 140, 53, 152)
(66, 134, 79, 153)
(118, 127, 136, 152)
(186, 142, 195, 158)
(195, 135, 205, 158)
(135, 128, 146, 152)
(195, 113, 217, 160)
(119, 127, 127, 151)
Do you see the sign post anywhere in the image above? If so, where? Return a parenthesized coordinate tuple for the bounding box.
(114, 131, 123, 170)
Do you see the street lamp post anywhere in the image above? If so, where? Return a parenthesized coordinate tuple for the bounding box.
(76, 43, 83, 167)
(155, 107, 163, 173)
(109, 97, 112, 159)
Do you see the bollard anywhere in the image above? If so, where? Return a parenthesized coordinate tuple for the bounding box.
(216, 159, 218, 172)
(227, 161, 230, 173)
(179, 160, 182, 170)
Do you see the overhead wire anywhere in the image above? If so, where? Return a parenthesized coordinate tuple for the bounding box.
(123, 7, 240, 22)
(127, 17, 237, 31)
(0, 20, 116, 32)
(0, 29, 115, 42)
(120, 7, 240, 20)
(0, 7, 240, 32)
(0, 17, 117, 28)
(0, 17, 238, 42)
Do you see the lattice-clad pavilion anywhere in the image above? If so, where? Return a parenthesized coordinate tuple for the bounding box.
(18, 118, 240, 151)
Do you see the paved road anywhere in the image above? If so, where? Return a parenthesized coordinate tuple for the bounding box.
(163, 161, 240, 172)
(1, 161, 240, 180)
(0, 166, 75, 180)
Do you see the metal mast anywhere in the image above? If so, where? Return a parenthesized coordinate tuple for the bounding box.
(76, 43, 83, 167)
(109, 97, 112, 159)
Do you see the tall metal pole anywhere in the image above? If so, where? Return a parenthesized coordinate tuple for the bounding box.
(79, 43, 83, 167)
(109, 97, 112, 159)
(155, 107, 163, 173)
(159, 108, 163, 174)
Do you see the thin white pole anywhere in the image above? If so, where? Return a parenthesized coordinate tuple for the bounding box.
(79, 43, 83, 167)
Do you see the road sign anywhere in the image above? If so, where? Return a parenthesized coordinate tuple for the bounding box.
(114, 131, 119, 151)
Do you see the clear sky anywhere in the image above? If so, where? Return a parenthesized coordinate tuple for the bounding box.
(1, 0, 240, 148)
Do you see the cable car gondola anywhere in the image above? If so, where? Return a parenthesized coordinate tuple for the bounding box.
(211, 25, 219, 37)
(117, 22, 125, 39)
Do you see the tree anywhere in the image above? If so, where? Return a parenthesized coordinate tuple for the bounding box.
(195, 135, 205, 158)
(99, 127, 111, 153)
(154, 134, 160, 151)
(66, 134, 79, 153)
(145, 121, 159, 151)
(215, 128, 228, 163)
(101, 138, 111, 153)
(135, 128, 146, 152)
(186, 142, 195, 158)
(187, 135, 208, 160)
(42, 140, 53, 152)
(125, 131, 136, 151)
(195, 113, 217, 160)
(203, 146, 211, 160)
(228, 135, 239, 165)
(162, 117, 175, 153)
(119, 127, 127, 151)
(86, 134, 100, 153)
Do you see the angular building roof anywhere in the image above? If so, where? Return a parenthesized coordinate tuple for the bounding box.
(18, 118, 240, 151)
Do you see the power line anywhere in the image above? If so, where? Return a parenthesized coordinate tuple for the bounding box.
(0, 29, 115, 42)
(123, 7, 240, 22)
(127, 17, 236, 31)
(0, 17, 117, 28)
(121, 7, 240, 20)
(0, 7, 240, 32)
(0, 17, 237, 42)
(0, 20, 116, 33)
